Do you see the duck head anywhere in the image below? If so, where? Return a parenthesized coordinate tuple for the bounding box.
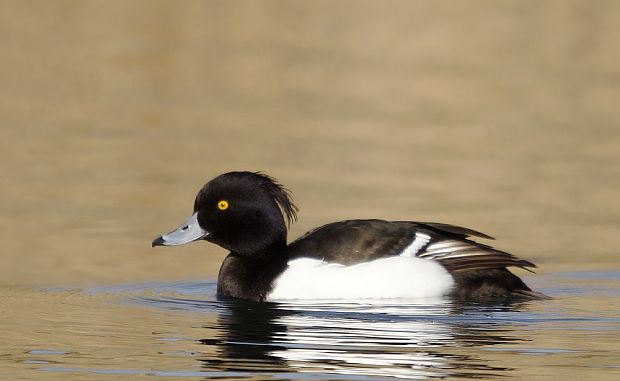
(152, 172, 298, 255)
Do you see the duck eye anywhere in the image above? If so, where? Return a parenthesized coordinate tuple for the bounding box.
(217, 200, 229, 210)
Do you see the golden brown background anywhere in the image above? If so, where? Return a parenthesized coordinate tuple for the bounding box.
(1, 2, 620, 380)
(1, 0, 618, 286)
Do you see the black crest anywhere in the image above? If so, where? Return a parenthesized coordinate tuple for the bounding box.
(251, 172, 298, 226)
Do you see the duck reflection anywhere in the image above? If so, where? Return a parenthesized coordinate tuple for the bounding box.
(199, 300, 293, 366)
(198, 298, 526, 379)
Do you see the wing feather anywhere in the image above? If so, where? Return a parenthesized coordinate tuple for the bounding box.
(288, 219, 536, 274)
(418, 238, 536, 272)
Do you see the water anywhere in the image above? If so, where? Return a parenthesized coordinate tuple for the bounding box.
(3, 272, 619, 380)
(2, 1, 620, 380)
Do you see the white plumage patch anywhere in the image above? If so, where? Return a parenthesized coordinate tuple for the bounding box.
(399, 232, 431, 257)
(266, 256, 454, 301)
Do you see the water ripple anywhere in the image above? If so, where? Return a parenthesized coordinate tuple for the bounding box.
(43, 272, 617, 380)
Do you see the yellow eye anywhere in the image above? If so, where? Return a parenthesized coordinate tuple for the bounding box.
(217, 200, 229, 210)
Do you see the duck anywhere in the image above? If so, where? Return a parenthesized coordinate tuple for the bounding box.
(152, 171, 546, 301)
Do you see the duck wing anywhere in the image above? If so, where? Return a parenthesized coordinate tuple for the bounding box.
(288, 219, 416, 264)
(288, 219, 536, 272)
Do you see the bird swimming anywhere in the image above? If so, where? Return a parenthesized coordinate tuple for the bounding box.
(152, 171, 545, 301)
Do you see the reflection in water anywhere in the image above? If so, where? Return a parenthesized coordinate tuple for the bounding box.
(191, 296, 522, 379)
(201, 300, 292, 369)
(35, 274, 617, 380)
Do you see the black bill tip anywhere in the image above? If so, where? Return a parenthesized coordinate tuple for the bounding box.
(152, 236, 166, 247)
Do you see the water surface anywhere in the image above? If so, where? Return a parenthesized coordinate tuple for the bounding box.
(2, 271, 618, 380)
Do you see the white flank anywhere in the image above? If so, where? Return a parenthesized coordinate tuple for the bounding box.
(267, 256, 454, 301)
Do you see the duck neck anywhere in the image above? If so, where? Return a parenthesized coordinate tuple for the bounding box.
(216, 237, 289, 301)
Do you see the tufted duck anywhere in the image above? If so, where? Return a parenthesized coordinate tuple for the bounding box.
(152, 171, 546, 301)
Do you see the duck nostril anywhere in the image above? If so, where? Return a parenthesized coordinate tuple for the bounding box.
(181, 225, 189, 231)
